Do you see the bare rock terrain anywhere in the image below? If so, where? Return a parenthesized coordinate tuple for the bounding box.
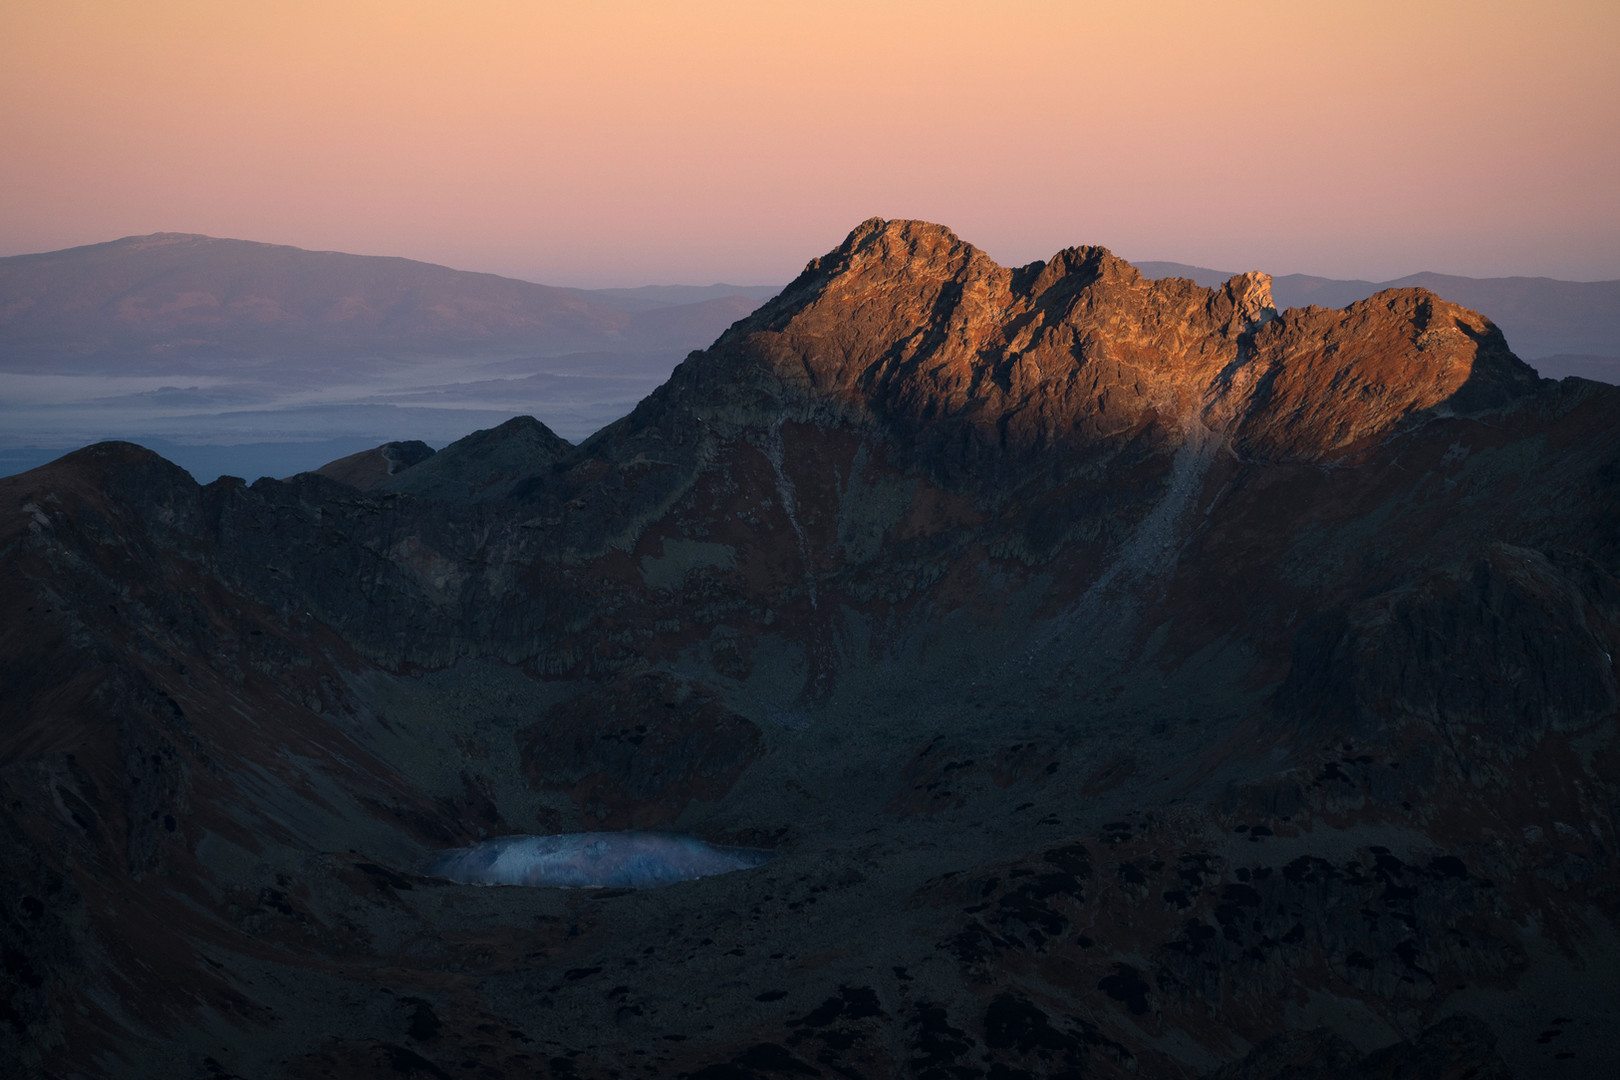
(2, 220, 1617, 1079)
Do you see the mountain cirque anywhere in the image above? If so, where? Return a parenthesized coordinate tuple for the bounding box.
(2, 219, 1617, 1079)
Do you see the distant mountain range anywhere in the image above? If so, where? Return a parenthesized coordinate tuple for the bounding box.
(0, 234, 782, 476)
(0, 232, 777, 373)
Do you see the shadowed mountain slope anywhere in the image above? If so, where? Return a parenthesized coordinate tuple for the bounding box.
(312, 439, 437, 490)
(377, 415, 573, 501)
(2, 220, 1617, 1079)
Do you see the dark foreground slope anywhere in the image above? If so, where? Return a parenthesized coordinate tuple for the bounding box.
(3, 220, 1617, 1079)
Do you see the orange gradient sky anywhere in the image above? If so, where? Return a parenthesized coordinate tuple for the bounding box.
(3, 0, 1617, 285)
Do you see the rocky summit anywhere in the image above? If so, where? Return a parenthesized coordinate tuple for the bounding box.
(2, 219, 1616, 1079)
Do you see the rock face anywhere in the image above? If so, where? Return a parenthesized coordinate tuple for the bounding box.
(614, 219, 1528, 464)
(1, 220, 1617, 1080)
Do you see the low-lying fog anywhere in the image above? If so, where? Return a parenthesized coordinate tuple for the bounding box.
(0, 351, 685, 482)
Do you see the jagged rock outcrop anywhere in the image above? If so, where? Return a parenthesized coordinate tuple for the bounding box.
(1, 221, 1616, 1079)
(512, 218, 1537, 569)
(598, 219, 1532, 475)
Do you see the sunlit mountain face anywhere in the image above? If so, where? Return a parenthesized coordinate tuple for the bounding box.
(3, 220, 1618, 1080)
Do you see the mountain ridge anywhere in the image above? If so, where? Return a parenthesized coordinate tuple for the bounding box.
(1135, 259, 1620, 366)
(488, 218, 1540, 570)
(1, 219, 1617, 1079)
(1, 230, 1611, 487)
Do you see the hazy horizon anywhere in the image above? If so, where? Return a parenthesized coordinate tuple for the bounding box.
(0, 233, 1602, 302)
(8, 228, 1620, 293)
(4, 2, 1617, 287)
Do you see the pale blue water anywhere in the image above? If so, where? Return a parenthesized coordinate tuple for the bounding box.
(426, 832, 769, 889)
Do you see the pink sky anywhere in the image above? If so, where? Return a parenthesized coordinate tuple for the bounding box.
(3, 0, 1617, 286)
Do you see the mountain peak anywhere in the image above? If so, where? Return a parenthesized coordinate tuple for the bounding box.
(834, 216, 975, 261)
(782, 218, 1001, 304)
(621, 222, 1535, 472)
(312, 440, 436, 490)
(379, 415, 571, 501)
